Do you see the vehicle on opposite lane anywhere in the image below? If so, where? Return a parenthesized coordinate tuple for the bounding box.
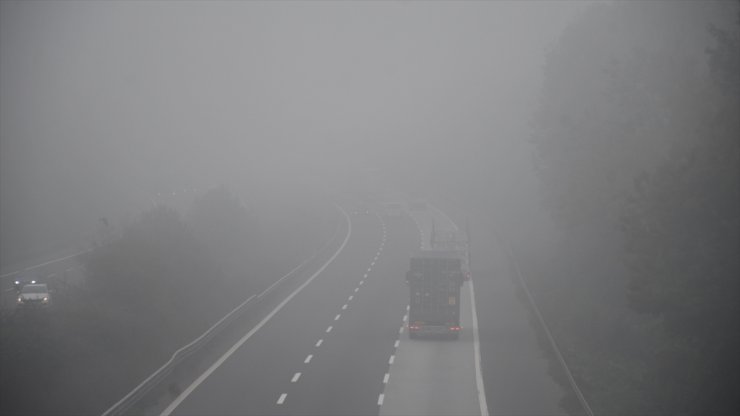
(17, 283, 51, 308)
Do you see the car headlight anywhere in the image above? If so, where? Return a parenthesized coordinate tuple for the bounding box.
(17, 297, 23, 303)
(42, 297, 49, 303)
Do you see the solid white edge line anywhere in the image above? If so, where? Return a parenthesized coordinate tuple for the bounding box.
(433, 203, 489, 416)
(160, 205, 352, 416)
(469, 280, 490, 416)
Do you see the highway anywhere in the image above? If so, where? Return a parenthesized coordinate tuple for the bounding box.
(1, 197, 571, 416)
(165, 208, 422, 415)
(2, 198, 569, 416)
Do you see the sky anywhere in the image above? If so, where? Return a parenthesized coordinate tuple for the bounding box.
(1, 0, 588, 262)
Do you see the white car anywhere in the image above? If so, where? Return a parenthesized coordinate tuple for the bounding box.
(17, 283, 51, 307)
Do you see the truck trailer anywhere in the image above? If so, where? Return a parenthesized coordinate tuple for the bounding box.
(406, 250, 465, 339)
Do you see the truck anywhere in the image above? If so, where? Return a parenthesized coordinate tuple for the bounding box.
(406, 250, 465, 339)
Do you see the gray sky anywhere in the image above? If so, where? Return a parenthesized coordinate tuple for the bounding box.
(1, 0, 587, 259)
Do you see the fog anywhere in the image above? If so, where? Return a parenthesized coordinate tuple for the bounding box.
(1, 0, 585, 260)
(2, 1, 738, 415)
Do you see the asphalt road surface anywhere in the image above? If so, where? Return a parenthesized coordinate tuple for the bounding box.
(166, 209, 422, 415)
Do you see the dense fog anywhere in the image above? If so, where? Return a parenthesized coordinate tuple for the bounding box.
(0, 1, 586, 261)
(1, 1, 738, 415)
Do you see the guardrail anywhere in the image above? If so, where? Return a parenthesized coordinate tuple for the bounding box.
(101, 211, 345, 416)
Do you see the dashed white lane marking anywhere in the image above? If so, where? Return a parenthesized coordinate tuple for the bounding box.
(371, 261, 375, 266)
(342, 304, 347, 310)
(399, 326, 404, 334)
(158, 206, 352, 416)
(334, 314, 341, 321)
(291, 373, 301, 383)
(316, 339, 323, 347)
(359, 280, 364, 285)
(305, 354, 313, 363)
(364, 273, 368, 278)
(403, 314, 408, 321)
(277, 393, 287, 404)
(406, 305, 410, 311)
(326, 326, 333, 333)
(394, 340, 400, 348)
(383, 373, 390, 384)
(389, 355, 395, 365)
(377, 394, 385, 406)
(348, 295, 354, 301)
(367, 267, 372, 272)
(354, 287, 359, 293)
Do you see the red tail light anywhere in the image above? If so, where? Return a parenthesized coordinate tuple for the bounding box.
(449, 326, 461, 331)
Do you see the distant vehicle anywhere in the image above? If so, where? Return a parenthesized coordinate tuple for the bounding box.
(17, 283, 51, 307)
(406, 251, 465, 339)
(383, 202, 404, 217)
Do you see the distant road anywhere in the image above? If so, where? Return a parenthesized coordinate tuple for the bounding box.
(156, 202, 491, 416)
